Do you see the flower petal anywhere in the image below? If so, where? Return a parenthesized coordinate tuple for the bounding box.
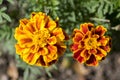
(56, 42, 66, 56)
(80, 23, 94, 34)
(46, 20, 56, 31)
(24, 22, 36, 34)
(35, 55, 46, 66)
(38, 47, 48, 56)
(48, 45, 57, 54)
(20, 19, 29, 26)
(98, 36, 110, 46)
(100, 45, 111, 52)
(95, 48, 107, 60)
(81, 49, 90, 60)
(71, 43, 79, 51)
(86, 54, 98, 66)
(15, 44, 30, 55)
(47, 36, 57, 45)
(73, 32, 83, 43)
(52, 28, 65, 41)
(73, 49, 83, 59)
(95, 26, 107, 36)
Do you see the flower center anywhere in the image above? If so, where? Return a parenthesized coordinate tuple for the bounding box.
(33, 28, 50, 47)
(85, 38, 97, 50)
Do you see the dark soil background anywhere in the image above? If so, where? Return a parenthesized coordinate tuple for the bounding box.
(0, 52, 120, 80)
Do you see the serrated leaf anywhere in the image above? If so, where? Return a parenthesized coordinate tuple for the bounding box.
(97, 2, 104, 18)
(1, 13, 11, 22)
(0, 0, 3, 4)
(103, 4, 109, 15)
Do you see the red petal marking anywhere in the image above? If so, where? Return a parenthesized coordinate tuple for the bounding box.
(48, 45, 57, 54)
(95, 26, 107, 36)
(55, 44, 65, 56)
(20, 38, 32, 44)
(88, 23, 94, 31)
(100, 46, 110, 52)
(20, 19, 29, 25)
(86, 54, 98, 66)
(26, 22, 36, 33)
(98, 36, 109, 46)
(71, 44, 79, 51)
(96, 48, 106, 59)
(36, 55, 45, 66)
(73, 49, 83, 59)
(27, 53, 34, 62)
(77, 56, 84, 63)
(16, 28, 25, 35)
(80, 23, 89, 34)
(73, 33, 83, 43)
(89, 49, 97, 54)
(80, 41, 85, 47)
(81, 50, 90, 59)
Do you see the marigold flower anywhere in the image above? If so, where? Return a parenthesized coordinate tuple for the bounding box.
(71, 23, 111, 66)
(14, 12, 69, 67)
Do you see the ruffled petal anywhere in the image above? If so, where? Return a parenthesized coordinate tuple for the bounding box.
(73, 32, 83, 43)
(38, 47, 48, 56)
(15, 44, 30, 55)
(98, 36, 110, 46)
(95, 26, 107, 36)
(81, 49, 90, 60)
(86, 54, 98, 66)
(80, 23, 94, 34)
(55, 43, 66, 56)
(100, 45, 111, 52)
(52, 28, 65, 41)
(95, 48, 107, 60)
(46, 20, 56, 31)
(73, 49, 84, 63)
(71, 43, 79, 51)
(24, 22, 36, 34)
(35, 55, 45, 66)
(47, 36, 57, 45)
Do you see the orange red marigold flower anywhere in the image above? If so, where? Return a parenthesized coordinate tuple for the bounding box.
(71, 23, 111, 66)
(14, 12, 69, 67)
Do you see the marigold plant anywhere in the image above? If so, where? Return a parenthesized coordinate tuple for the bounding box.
(71, 23, 111, 66)
(14, 12, 69, 67)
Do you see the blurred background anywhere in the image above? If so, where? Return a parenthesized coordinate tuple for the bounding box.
(0, 0, 120, 80)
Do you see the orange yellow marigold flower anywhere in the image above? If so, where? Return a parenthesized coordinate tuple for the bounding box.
(71, 23, 111, 66)
(14, 12, 69, 67)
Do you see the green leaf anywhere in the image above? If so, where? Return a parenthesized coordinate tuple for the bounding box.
(0, 0, 3, 4)
(0, 15, 3, 23)
(23, 67, 29, 80)
(45, 68, 52, 77)
(103, 4, 109, 15)
(0, 7, 7, 12)
(30, 66, 41, 75)
(7, 0, 14, 4)
(116, 13, 120, 18)
(1, 13, 11, 22)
